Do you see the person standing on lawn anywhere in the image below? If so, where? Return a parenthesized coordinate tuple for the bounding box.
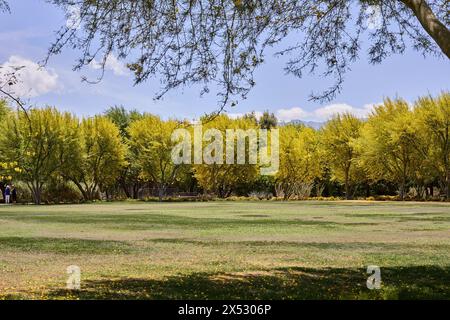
(11, 185, 17, 203)
(4, 185, 11, 204)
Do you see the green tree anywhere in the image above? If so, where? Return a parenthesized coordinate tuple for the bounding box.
(104, 106, 142, 139)
(65, 116, 127, 201)
(321, 113, 364, 199)
(259, 111, 278, 130)
(276, 125, 322, 200)
(0, 107, 79, 204)
(105, 106, 144, 198)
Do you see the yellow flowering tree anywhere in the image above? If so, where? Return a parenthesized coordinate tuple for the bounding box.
(276, 125, 322, 199)
(0, 102, 19, 191)
(193, 115, 259, 198)
(357, 99, 425, 200)
(0, 107, 80, 204)
(414, 92, 450, 199)
(320, 113, 365, 199)
(128, 115, 185, 200)
(65, 116, 127, 200)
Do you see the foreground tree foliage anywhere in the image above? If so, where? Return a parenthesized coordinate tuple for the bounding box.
(29, 0, 449, 110)
(1, 1, 448, 110)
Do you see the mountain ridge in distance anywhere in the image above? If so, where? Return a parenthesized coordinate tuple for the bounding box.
(279, 119, 324, 129)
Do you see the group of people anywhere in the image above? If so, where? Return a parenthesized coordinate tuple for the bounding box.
(3, 185, 17, 204)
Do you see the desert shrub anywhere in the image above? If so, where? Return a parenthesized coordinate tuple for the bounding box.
(142, 195, 212, 202)
(308, 196, 342, 201)
(275, 182, 314, 200)
(373, 195, 400, 201)
(225, 196, 250, 201)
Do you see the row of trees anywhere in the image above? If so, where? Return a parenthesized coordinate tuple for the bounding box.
(0, 105, 126, 203)
(317, 93, 450, 201)
(0, 92, 448, 204)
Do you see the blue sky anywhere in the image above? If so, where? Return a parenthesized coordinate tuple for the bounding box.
(0, 0, 449, 121)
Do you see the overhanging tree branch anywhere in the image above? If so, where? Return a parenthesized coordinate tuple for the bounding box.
(400, 0, 450, 58)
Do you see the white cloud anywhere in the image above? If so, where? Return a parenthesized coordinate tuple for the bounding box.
(0, 55, 59, 98)
(315, 103, 380, 120)
(90, 54, 129, 76)
(228, 111, 264, 119)
(276, 107, 309, 122)
(314, 103, 378, 120)
(275, 103, 380, 122)
(314, 103, 356, 119)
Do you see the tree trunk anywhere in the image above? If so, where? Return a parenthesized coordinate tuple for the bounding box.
(400, 0, 450, 58)
(120, 179, 131, 198)
(400, 178, 406, 201)
(344, 166, 351, 200)
(72, 180, 90, 202)
(30, 181, 42, 205)
(446, 169, 450, 201)
(87, 187, 95, 201)
(132, 183, 140, 199)
(158, 184, 166, 202)
(283, 186, 289, 200)
(0, 182, 5, 203)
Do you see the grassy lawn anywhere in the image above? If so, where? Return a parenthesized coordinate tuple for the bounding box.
(0, 201, 449, 300)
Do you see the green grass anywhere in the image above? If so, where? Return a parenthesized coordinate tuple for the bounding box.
(0, 201, 449, 300)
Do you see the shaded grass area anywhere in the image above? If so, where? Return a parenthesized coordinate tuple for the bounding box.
(146, 238, 450, 252)
(37, 266, 450, 300)
(343, 212, 450, 222)
(0, 201, 449, 300)
(0, 212, 342, 230)
(0, 237, 132, 254)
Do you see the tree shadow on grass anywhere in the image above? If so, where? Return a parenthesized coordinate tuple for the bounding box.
(0, 213, 342, 230)
(46, 265, 450, 300)
(147, 239, 450, 251)
(0, 237, 132, 254)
